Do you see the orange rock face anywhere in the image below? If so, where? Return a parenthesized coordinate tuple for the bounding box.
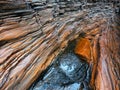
(74, 38, 91, 62)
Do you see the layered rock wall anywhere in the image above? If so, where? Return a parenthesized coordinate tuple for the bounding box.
(0, 0, 120, 90)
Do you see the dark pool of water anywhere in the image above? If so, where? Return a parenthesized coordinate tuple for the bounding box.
(30, 40, 91, 90)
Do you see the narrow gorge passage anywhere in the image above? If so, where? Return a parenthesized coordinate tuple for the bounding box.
(0, 0, 120, 90)
(30, 40, 91, 90)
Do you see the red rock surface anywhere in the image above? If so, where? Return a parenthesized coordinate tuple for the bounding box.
(0, 0, 120, 90)
(74, 38, 91, 62)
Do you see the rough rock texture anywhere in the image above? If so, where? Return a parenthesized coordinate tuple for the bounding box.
(95, 14, 120, 90)
(0, 0, 120, 90)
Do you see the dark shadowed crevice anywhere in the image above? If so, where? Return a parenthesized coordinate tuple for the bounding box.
(29, 39, 91, 90)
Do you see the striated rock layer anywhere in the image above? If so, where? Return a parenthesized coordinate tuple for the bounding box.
(0, 0, 120, 90)
(95, 14, 120, 90)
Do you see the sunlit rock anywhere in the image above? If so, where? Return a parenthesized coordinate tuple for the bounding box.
(74, 38, 91, 62)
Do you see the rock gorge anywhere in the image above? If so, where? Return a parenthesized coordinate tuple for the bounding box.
(0, 0, 120, 90)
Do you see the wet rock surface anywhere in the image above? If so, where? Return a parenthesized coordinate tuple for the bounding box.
(31, 53, 91, 90)
(0, 0, 120, 90)
(30, 40, 91, 90)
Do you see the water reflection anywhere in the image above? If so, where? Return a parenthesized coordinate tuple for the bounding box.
(29, 40, 91, 90)
(30, 53, 90, 90)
